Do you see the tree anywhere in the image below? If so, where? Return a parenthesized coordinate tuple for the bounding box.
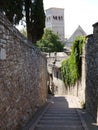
(33, 0, 45, 43)
(36, 29, 64, 52)
(24, 0, 45, 43)
(0, 0, 45, 43)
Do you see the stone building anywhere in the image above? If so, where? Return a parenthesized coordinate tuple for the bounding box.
(45, 7, 65, 41)
(46, 52, 68, 95)
(65, 25, 87, 49)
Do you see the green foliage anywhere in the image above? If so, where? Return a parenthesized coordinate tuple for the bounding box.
(32, 0, 45, 43)
(61, 59, 70, 86)
(61, 36, 86, 87)
(36, 29, 64, 52)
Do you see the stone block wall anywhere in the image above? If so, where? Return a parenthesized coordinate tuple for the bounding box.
(85, 23, 98, 122)
(0, 12, 47, 129)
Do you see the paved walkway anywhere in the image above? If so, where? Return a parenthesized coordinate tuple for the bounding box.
(23, 95, 98, 130)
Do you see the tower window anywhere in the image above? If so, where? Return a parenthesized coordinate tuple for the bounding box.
(58, 16, 60, 20)
(53, 16, 57, 20)
(61, 16, 63, 20)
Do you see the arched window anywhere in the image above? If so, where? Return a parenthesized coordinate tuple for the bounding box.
(53, 16, 55, 19)
(61, 16, 63, 20)
(58, 16, 60, 20)
(55, 16, 57, 20)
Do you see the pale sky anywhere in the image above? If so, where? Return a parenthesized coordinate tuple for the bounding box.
(43, 0, 98, 36)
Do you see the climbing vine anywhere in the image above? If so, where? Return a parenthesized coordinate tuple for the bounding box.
(61, 36, 86, 87)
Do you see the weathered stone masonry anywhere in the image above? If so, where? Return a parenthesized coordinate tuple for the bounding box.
(85, 23, 98, 122)
(0, 12, 47, 129)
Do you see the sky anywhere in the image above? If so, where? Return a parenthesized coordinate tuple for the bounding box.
(43, 0, 98, 36)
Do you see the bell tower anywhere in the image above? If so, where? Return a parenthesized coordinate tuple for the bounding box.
(45, 7, 65, 41)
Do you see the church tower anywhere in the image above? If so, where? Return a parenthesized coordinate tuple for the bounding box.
(45, 7, 65, 41)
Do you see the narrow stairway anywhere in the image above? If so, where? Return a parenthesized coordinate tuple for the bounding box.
(30, 95, 88, 130)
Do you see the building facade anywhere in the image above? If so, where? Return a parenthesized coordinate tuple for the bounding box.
(46, 52, 68, 95)
(45, 7, 65, 41)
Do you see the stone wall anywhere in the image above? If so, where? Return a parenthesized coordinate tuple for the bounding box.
(0, 12, 47, 129)
(52, 67, 66, 95)
(85, 23, 98, 122)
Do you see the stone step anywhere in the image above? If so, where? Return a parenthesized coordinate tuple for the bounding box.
(49, 105, 68, 107)
(46, 109, 77, 111)
(43, 113, 79, 117)
(50, 106, 66, 110)
(38, 120, 82, 125)
(45, 111, 77, 114)
(46, 109, 77, 112)
(41, 116, 79, 120)
(34, 125, 84, 130)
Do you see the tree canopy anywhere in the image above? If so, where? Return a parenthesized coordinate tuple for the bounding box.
(36, 29, 64, 52)
(0, 0, 45, 43)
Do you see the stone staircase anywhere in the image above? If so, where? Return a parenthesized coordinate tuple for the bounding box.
(29, 96, 87, 130)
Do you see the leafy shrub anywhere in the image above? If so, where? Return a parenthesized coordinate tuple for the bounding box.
(61, 36, 86, 87)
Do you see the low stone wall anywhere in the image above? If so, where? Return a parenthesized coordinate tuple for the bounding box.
(0, 12, 47, 129)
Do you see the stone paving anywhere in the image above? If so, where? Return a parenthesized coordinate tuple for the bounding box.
(23, 95, 98, 130)
(28, 95, 85, 130)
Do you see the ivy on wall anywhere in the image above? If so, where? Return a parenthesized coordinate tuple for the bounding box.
(61, 36, 86, 87)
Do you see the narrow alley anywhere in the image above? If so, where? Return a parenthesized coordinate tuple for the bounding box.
(27, 95, 93, 130)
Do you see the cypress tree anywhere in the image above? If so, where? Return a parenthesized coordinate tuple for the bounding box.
(31, 0, 45, 43)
